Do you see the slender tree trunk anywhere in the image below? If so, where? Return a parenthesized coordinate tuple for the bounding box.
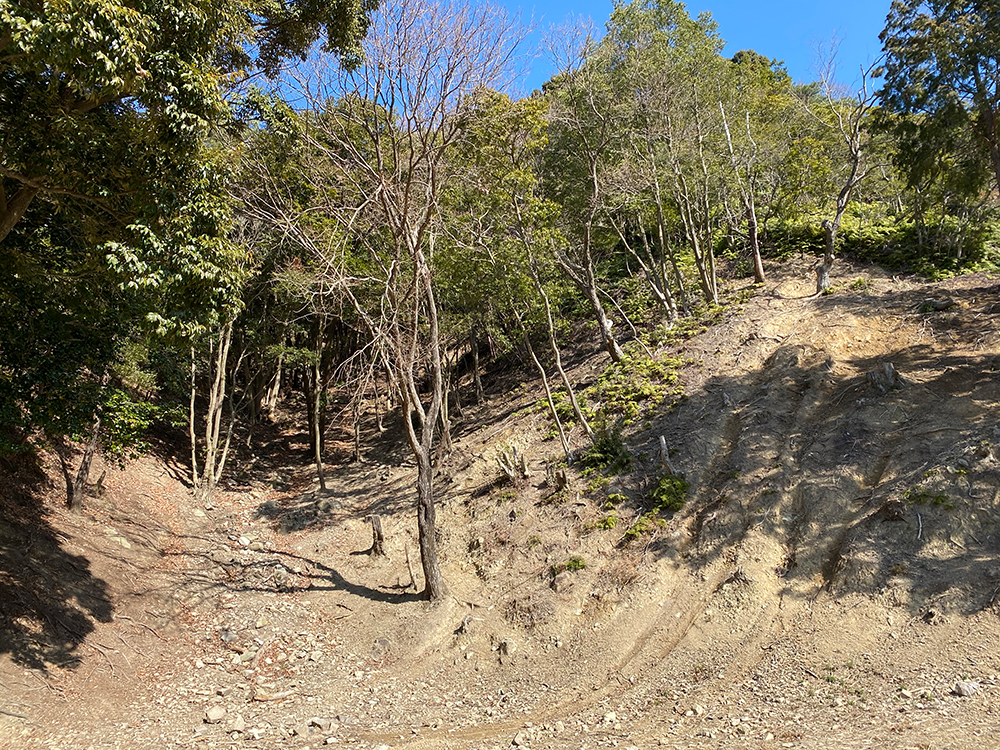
(395, 240, 447, 602)
(471, 331, 484, 404)
(610, 212, 678, 323)
(263, 354, 282, 414)
(415, 449, 445, 596)
(374, 368, 385, 432)
(312, 357, 326, 490)
(816, 219, 836, 292)
(523, 331, 572, 462)
(645, 133, 688, 314)
(352, 398, 363, 462)
(69, 415, 101, 512)
(437, 353, 453, 458)
(534, 270, 594, 442)
(194, 322, 236, 502)
(748, 202, 765, 284)
(583, 232, 625, 363)
(189, 346, 199, 490)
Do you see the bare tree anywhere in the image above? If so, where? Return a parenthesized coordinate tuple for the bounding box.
(544, 21, 626, 362)
(807, 51, 883, 293)
(251, 0, 525, 600)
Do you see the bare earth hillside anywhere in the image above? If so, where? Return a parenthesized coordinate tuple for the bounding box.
(4, 258, 1000, 750)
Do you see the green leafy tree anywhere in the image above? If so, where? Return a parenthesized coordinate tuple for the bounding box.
(880, 0, 1000, 193)
(0, 0, 373, 505)
(0, 0, 375, 242)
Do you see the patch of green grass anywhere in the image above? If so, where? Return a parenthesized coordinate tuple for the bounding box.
(622, 474, 689, 543)
(585, 354, 685, 425)
(552, 555, 586, 575)
(495, 489, 518, 505)
(586, 514, 619, 531)
(903, 486, 952, 508)
(579, 423, 633, 475)
(648, 474, 689, 513)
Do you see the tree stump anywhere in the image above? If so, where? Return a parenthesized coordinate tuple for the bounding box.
(369, 514, 386, 557)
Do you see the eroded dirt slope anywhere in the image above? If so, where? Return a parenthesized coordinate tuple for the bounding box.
(3, 258, 1000, 750)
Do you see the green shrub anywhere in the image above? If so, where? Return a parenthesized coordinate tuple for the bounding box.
(586, 353, 684, 424)
(622, 474, 689, 543)
(552, 555, 587, 574)
(579, 423, 632, 474)
(648, 474, 689, 513)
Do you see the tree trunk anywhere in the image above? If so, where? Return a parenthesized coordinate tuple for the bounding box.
(69, 416, 101, 512)
(535, 269, 594, 442)
(194, 322, 236, 503)
(582, 254, 625, 363)
(311, 358, 326, 490)
(263, 355, 282, 414)
(524, 332, 572, 462)
(815, 219, 836, 293)
(747, 203, 766, 284)
(471, 331, 485, 404)
(0, 185, 40, 244)
(415, 448, 446, 599)
(369, 514, 386, 557)
(189, 346, 199, 490)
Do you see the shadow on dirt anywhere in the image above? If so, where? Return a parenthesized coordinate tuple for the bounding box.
(162, 543, 424, 605)
(0, 450, 113, 672)
(626, 280, 1000, 619)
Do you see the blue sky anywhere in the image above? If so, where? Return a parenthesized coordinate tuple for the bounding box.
(501, 0, 892, 94)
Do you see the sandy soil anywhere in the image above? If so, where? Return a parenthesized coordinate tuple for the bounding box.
(3, 257, 1000, 750)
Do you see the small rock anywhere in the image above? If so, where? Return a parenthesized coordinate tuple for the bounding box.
(552, 571, 574, 593)
(554, 721, 564, 734)
(955, 681, 978, 697)
(292, 723, 311, 736)
(205, 706, 227, 724)
(249, 541, 265, 551)
(499, 639, 517, 656)
(238, 536, 251, 546)
(248, 728, 264, 740)
(372, 745, 390, 750)
(337, 715, 357, 725)
(310, 717, 333, 732)
(310, 650, 323, 662)
(229, 715, 246, 733)
(513, 731, 527, 746)
(602, 712, 617, 724)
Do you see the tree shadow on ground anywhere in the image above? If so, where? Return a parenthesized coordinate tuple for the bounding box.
(624, 278, 1000, 619)
(0, 450, 113, 672)
(161, 542, 424, 605)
